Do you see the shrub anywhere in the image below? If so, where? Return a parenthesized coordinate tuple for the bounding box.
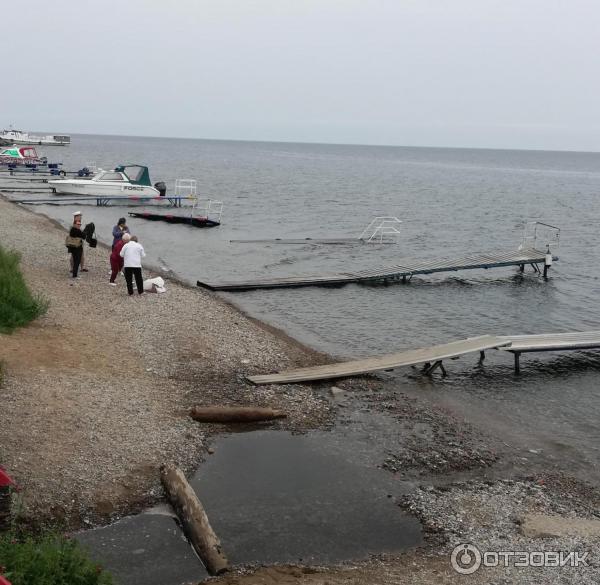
(0, 245, 47, 333)
(0, 533, 112, 585)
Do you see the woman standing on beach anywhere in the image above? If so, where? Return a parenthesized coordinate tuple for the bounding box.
(67, 216, 85, 278)
(109, 232, 130, 286)
(112, 217, 130, 250)
(120, 235, 146, 295)
(71, 211, 88, 272)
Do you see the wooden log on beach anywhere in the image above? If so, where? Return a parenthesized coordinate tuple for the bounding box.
(190, 406, 287, 423)
(160, 464, 228, 576)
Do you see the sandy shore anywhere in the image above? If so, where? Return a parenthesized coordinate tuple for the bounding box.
(1, 197, 599, 585)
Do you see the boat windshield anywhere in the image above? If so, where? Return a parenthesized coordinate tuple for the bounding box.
(20, 147, 37, 158)
(0, 148, 20, 158)
(97, 171, 126, 181)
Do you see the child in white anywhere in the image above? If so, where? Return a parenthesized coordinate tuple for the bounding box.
(120, 236, 146, 295)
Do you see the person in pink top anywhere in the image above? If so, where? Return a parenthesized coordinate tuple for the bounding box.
(109, 232, 130, 285)
(120, 235, 146, 295)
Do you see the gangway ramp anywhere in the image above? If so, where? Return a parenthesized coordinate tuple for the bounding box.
(247, 335, 510, 385)
(198, 247, 557, 291)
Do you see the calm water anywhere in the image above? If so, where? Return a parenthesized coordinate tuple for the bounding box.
(7, 135, 600, 481)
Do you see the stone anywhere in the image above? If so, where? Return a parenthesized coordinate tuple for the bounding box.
(520, 513, 600, 539)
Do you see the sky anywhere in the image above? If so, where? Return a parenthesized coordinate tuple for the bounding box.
(3, 0, 598, 151)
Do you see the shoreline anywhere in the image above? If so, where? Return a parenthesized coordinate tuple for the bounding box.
(1, 196, 599, 584)
(8, 194, 330, 365)
(0, 196, 336, 530)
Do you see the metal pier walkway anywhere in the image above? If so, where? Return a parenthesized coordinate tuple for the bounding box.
(247, 335, 510, 384)
(198, 247, 557, 291)
(499, 331, 600, 373)
(247, 330, 600, 384)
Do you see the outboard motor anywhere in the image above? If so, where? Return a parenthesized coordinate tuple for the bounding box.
(154, 181, 167, 197)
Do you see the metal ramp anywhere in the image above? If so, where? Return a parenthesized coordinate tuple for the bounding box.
(198, 222, 559, 291)
(198, 247, 557, 291)
(247, 335, 510, 385)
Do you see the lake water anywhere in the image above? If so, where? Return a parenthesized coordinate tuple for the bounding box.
(5, 135, 600, 481)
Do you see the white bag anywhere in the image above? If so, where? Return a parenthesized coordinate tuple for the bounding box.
(143, 276, 166, 293)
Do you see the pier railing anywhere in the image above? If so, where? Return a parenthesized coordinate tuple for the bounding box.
(521, 221, 560, 253)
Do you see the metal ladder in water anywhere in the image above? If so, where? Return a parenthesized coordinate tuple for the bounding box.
(174, 179, 224, 222)
(358, 216, 402, 243)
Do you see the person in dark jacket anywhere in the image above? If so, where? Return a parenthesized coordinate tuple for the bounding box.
(112, 217, 130, 249)
(71, 211, 89, 272)
(68, 216, 85, 278)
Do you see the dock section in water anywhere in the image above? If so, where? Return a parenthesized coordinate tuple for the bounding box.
(499, 331, 600, 373)
(198, 247, 557, 291)
(247, 331, 600, 384)
(247, 335, 510, 385)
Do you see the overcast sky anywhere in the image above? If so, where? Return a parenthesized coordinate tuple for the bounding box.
(4, 0, 598, 151)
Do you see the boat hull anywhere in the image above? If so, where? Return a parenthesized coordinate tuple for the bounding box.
(48, 180, 159, 197)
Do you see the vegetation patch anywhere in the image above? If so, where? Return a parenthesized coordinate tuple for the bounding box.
(0, 245, 47, 333)
(0, 532, 112, 585)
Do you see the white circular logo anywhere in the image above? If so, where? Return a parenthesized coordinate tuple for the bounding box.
(451, 543, 482, 574)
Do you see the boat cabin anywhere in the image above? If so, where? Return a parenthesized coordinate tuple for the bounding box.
(100, 165, 153, 186)
(0, 145, 40, 159)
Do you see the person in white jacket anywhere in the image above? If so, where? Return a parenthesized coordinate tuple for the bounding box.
(119, 235, 146, 295)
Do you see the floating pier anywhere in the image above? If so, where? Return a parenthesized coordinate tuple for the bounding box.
(198, 247, 558, 291)
(247, 330, 600, 384)
(128, 210, 220, 227)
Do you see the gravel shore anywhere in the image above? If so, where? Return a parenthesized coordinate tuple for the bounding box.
(1, 197, 599, 585)
(0, 197, 333, 528)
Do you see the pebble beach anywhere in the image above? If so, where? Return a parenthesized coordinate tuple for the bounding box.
(0, 196, 332, 528)
(1, 195, 599, 585)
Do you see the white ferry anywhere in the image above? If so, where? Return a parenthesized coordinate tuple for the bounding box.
(0, 128, 70, 146)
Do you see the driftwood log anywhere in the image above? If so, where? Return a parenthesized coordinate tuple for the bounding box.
(190, 406, 287, 423)
(160, 464, 228, 575)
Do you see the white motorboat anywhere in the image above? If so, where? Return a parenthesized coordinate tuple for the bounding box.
(48, 165, 163, 197)
(0, 128, 70, 146)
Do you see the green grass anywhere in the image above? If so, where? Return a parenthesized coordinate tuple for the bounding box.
(0, 533, 112, 585)
(0, 245, 47, 334)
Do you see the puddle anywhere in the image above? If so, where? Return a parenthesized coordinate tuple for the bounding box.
(191, 429, 422, 565)
(78, 422, 421, 582)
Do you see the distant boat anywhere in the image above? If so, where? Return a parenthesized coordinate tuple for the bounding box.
(48, 164, 162, 197)
(0, 128, 70, 146)
(0, 145, 47, 166)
